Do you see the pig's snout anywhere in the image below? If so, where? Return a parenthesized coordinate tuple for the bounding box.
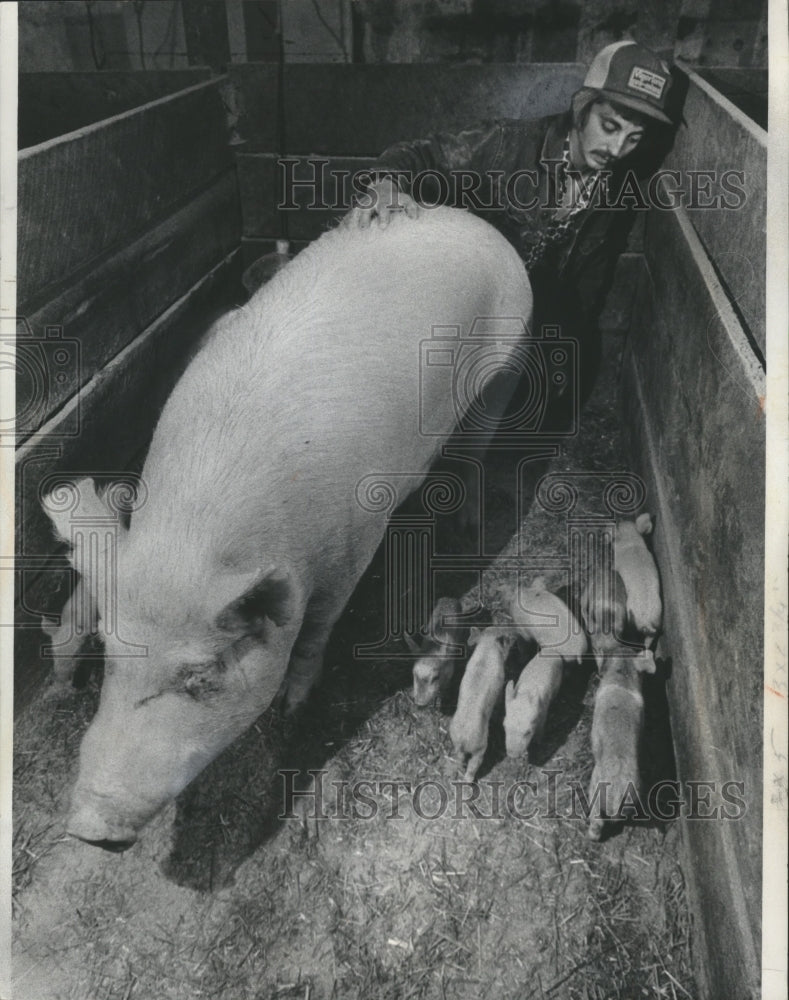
(67, 791, 140, 852)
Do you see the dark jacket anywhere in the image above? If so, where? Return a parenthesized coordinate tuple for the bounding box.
(374, 111, 635, 330)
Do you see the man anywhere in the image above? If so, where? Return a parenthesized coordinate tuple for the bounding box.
(348, 40, 674, 417)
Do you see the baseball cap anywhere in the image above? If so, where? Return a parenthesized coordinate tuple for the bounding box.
(584, 40, 672, 124)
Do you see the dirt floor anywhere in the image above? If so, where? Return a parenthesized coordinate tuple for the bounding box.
(12, 332, 698, 1000)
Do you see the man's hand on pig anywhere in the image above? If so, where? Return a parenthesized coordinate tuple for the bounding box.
(345, 177, 420, 228)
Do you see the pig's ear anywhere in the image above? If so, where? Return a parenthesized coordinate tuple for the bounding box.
(42, 477, 114, 554)
(431, 596, 461, 624)
(505, 679, 515, 704)
(430, 596, 461, 636)
(635, 513, 653, 536)
(42, 479, 122, 609)
(494, 629, 516, 653)
(636, 648, 657, 674)
(215, 566, 295, 637)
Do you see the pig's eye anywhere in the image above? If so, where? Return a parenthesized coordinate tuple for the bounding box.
(180, 665, 223, 700)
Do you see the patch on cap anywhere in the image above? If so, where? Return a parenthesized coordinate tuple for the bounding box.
(627, 66, 667, 100)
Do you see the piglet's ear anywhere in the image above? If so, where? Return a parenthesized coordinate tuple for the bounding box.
(403, 632, 422, 655)
(467, 627, 481, 649)
(505, 679, 515, 704)
(635, 513, 653, 536)
(215, 566, 296, 638)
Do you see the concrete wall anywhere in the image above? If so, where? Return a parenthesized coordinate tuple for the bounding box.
(17, 0, 769, 70)
(18, 0, 189, 71)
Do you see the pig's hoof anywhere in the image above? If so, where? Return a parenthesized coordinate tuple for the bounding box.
(588, 819, 604, 841)
(42, 676, 76, 701)
(283, 690, 311, 716)
(274, 678, 310, 716)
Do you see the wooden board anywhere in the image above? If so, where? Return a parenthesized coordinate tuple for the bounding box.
(621, 199, 764, 1000)
(18, 70, 212, 150)
(17, 171, 241, 441)
(18, 78, 233, 308)
(666, 65, 766, 359)
(231, 63, 586, 155)
(13, 253, 242, 710)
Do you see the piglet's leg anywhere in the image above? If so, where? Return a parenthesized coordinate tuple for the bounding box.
(41, 577, 97, 692)
(463, 748, 486, 783)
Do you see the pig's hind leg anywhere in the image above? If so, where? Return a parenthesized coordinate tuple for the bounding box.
(450, 364, 522, 536)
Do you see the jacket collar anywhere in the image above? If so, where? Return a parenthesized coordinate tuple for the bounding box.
(540, 111, 572, 168)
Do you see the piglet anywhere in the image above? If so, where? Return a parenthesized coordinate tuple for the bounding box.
(508, 577, 586, 663)
(614, 514, 662, 641)
(587, 646, 653, 840)
(581, 568, 630, 669)
(503, 653, 564, 760)
(449, 627, 511, 782)
(409, 597, 467, 707)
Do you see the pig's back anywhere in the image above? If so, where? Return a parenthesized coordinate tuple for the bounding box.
(197, 207, 527, 412)
(137, 208, 531, 560)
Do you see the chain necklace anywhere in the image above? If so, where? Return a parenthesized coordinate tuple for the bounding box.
(521, 134, 605, 272)
(557, 134, 602, 216)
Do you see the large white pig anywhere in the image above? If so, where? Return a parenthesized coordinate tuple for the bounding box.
(43, 207, 532, 849)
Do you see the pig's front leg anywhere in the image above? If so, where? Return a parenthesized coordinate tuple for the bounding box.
(282, 592, 344, 713)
